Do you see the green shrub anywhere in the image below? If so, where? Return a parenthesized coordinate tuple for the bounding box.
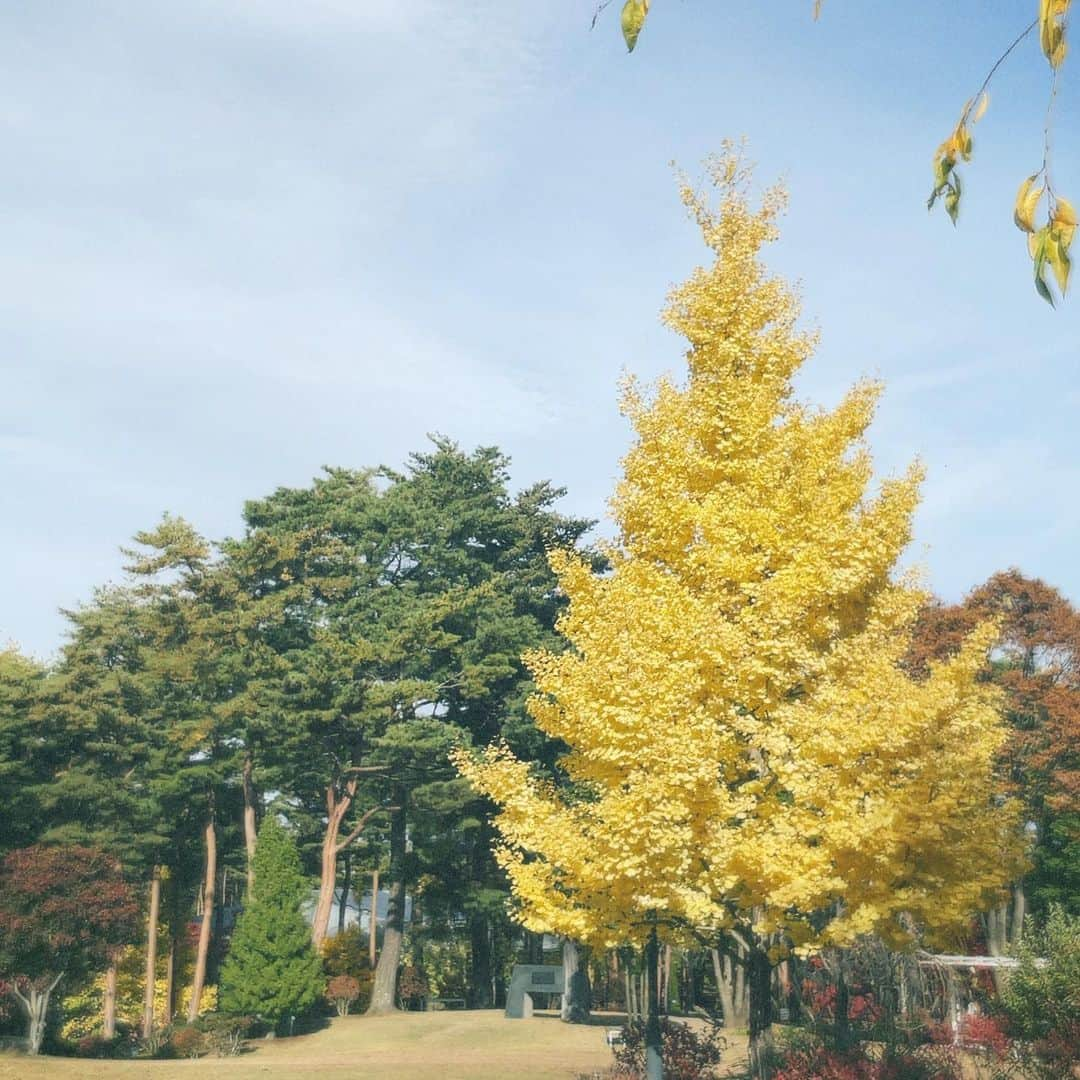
(218, 818, 325, 1032)
(194, 1012, 253, 1056)
(1002, 904, 1080, 1042)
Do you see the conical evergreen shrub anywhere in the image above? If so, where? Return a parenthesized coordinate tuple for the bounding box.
(218, 817, 324, 1031)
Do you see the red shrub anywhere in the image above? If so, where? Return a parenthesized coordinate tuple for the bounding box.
(774, 1044, 961, 1080)
(170, 1026, 207, 1058)
(958, 1014, 1010, 1056)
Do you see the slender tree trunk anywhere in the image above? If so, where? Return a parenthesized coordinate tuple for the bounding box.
(312, 779, 382, 949)
(338, 850, 352, 935)
(711, 944, 749, 1029)
(103, 960, 118, 1039)
(711, 948, 735, 1028)
(644, 927, 663, 1079)
(946, 969, 961, 1043)
(164, 869, 181, 1024)
(835, 966, 852, 1051)
(468, 826, 495, 1009)
(368, 794, 406, 1014)
(164, 934, 177, 1025)
(561, 938, 591, 1022)
(985, 882, 1026, 995)
(493, 920, 511, 1009)
(470, 913, 494, 1008)
(683, 951, 696, 1012)
(747, 944, 774, 1080)
(242, 754, 257, 900)
(187, 815, 216, 1023)
(369, 867, 379, 968)
(312, 783, 351, 949)
(142, 867, 161, 1039)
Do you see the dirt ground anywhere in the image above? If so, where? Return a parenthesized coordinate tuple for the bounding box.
(0, 1010, 752, 1080)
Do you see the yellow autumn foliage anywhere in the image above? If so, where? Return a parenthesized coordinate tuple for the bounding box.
(60, 940, 217, 1041)
(454, 145, 1022, 955)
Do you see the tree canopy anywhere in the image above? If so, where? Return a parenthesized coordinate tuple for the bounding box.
(0, 845, 138, 1053)
(455, 148, 1022, 1074)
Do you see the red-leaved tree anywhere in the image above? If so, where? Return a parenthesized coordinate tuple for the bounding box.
(908, 569, 1080, 980)
(0, 845, 138, 1054)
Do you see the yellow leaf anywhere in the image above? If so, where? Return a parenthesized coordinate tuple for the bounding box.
(1014, 176, 1043, 233)
(1040, 0, 1071, 67)
(1053, 196, 1077, 227)
(621, 0, 649, 53)
(813, 0, 824, 19)
(973, 92, 989, 123)
(1047, 231, 1072, 292)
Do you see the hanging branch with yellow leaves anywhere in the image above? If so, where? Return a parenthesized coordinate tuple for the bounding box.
(1015, 178, 1076, 305)
(927, 91, 990, 226)
(927, 3, 1074, 303)
(598, 1, 1075, 303)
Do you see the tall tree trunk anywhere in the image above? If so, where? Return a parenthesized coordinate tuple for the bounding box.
(312, 779, 382, 949)
(187, 815, 216, 1023)
(242, 753, 257, 900)
(644, 927, 663, 1079)
(561, 938, 591, 1022)
(164, 934, 177, 1025)
(985, 882, 1026, 995)
(835, 966, 852, 1051)
(747, 943, 774, 1080)
(711, 943, 749, 1029)
(142, 867, 161, 1039)
(468, 825, 495, 1009)
(493, 919, 511, 1009)
(656, 941, 665, 1015)
(164, 867, 182, 1024)
(470, 912, 493, 1008)
(682, 950, 696, 1012)
(312, 780, 352, 950)
(369, 867, 379, 968)
(338, 850, 352, 935)
(368, 795, 406, 1014)
(102, 959, 118, 1039)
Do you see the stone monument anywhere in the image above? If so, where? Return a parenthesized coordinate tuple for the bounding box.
(505, 964, 565, 1018)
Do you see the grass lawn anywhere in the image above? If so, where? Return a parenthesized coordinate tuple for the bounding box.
(0, 1010, 752, 1080)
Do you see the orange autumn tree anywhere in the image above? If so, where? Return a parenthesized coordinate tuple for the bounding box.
(454, 146, 1021, 1077)
(909, 569, 1080, 969)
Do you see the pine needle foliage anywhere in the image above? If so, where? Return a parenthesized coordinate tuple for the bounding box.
(218, 817, 324, 1030)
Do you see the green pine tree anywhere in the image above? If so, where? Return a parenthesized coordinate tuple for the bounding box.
(218, 817, 324, 1031)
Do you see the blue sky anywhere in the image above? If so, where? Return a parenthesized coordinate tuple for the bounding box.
(3, 1, 1079, 660)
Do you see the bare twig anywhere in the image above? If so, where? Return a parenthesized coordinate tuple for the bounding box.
(591, 0, 616, 32)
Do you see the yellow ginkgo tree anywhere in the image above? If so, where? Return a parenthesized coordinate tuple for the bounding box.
(454, 146, 1022, 1078)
